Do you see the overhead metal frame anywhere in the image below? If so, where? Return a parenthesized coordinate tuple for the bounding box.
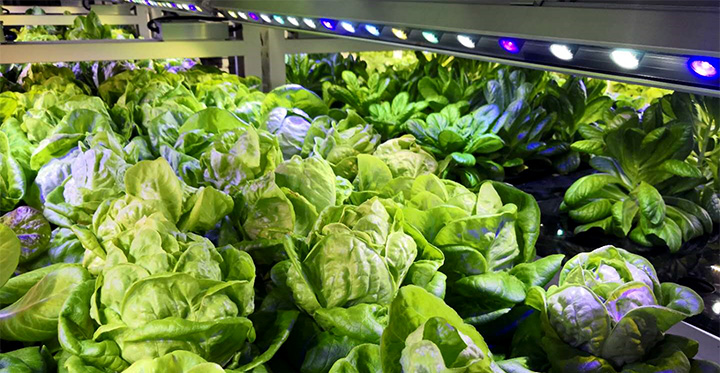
(182, 0, 719, 95)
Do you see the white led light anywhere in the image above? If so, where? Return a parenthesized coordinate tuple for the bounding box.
(303, 18, 317, 29)
(610, 49, 642, 70)
(364, 24, 381, 36)
(228, 10, 238, 18)
(550, 44, 574, 61)
(457, 35, 476, 49)
(287, 16, 300, 26)
(238, 11, 248, 20)
(180, 3, 189, 10)
(340, 22, 356, 33)
(713, 301, 720, 315)
(260, 14, 272, 23)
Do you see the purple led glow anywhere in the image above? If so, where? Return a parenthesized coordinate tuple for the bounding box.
(320, 19, 337, 30)
(499, 38, 521, 54)
(248, 12, 259, 21)
(689, 59, 718, 78)
(187, 4, 197, 11)
(170, 2, 177, 7)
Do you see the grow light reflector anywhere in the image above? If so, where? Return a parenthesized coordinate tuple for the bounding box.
(365, 25, 381, 36)
(457, 35, 476, 48)
(392, 28, 408, 40)
(499, 38, 522, 53)
(340, 22, 356, 33)
(321, 19, 338, 30)
(260, 14, 273, 23)
(549, 44, 574, 61)
(303, 18, 317, 29)
(273, 15, 285, 25)
(422, 31, 440, 44)
(610, 49, 642, 69)
(287, 16, 300, 27)
(689, 59, 718, 78)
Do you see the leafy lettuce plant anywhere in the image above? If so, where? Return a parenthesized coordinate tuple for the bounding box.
(0, 131, 26, 212)
(417, 65, 485, 111)
(380, 285, 525, 373)
(541, 76, 613, 173)
(406, 103, 505, 189)
(565, 108, 712, 251)
(656, 92, 720, 225)
(397, 174, 561, 326)
(367, 91, 427, 140)
(0, 263, 92, 342)
(524, 246, 705, 372)
(54, 159, 263, 371)
(327, 71, 391, 117)
(302, 110, 381, 180)
(239, 155, 344, 241)
(286, 54, 333, 96)
(271, 197, 418, 371)
(0, 207, 51, 269)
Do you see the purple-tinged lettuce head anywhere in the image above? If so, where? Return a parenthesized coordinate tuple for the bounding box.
(525, 246, 704, 372)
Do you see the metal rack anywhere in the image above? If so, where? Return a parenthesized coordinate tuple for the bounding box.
(0, 3, 395, 87)
(106, 0, 720, 95)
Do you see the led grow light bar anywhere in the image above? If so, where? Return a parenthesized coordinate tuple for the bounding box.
(215, 8, 717, 94)
(121, 0, 719, 95)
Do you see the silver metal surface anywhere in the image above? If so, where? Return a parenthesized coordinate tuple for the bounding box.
(0, 14, 146, 26)
(263, 26, 720, 97)
(212, 0, 720, 56)
(158, 21, 230, 40)
(669, 322, 720, 363)
(0, 39, 249, 64)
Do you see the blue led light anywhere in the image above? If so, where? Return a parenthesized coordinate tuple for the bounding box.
(688, 57, 719, 78)
(273, 15, 285, 24)
(187, 4, 197, 11)
(320, 19, 337, 30)
(364, 24, 381, 36)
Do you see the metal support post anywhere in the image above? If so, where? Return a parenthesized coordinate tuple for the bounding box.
(241, 24, 263, 81)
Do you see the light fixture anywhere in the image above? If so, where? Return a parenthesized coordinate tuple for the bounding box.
(169, 2, 177, 8)
(260, 14, 273, 23)
(549, 44, 575, 61)
(238, 11, 248, 20)
(227, 10, 238, 18)
(364, 24, 381, 37)
(422, 31, 440, 44)
(688, 58, 718, 78)
(273, 15, 285, 25)
(340, 21, 356, 33)
(610, 49, 642, 70)
(391, 28, 408, 40)
(303, 18, 317, 29)
(287, 16, 300, 27)
(320, 19, 338, 30)
(457, 34, 476, 49)
(499, 38, 522, 54)
(248, 12, 260, 21)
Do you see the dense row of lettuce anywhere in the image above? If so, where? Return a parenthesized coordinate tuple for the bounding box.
(287, 53, 720, 252)
(0, 53, 715, 373)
